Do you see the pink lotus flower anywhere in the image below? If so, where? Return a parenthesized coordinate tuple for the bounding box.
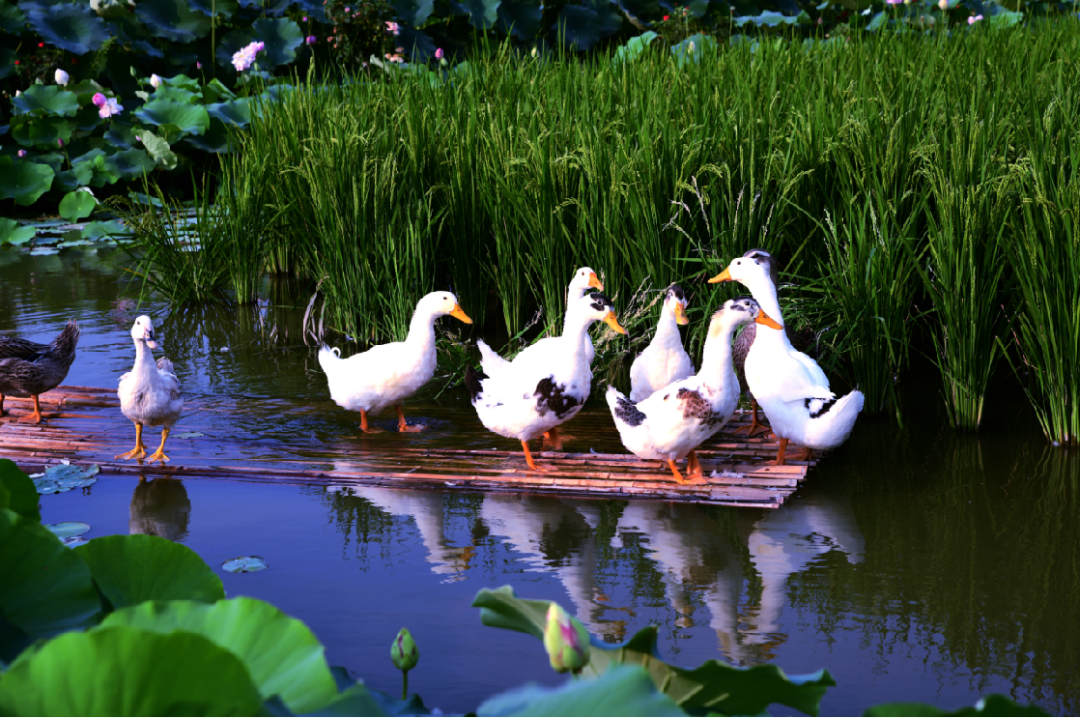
(435, 47, 443, 59)
(92, 92, 107, 107)
(386, 20, 400, 35)
(98, 97, 123, 119)
(57, 138, 64, 147)
(17, 150, 27, 158)
(306, 35, 317, 44)
(197, 61, 203, 69)
(231, 41, 266, 72)
(968, 13, 983, 23)
(302, 15, 308, 20)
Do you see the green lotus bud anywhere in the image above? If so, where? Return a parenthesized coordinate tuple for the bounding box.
(391, 627, 419, 672)
(542, 603, 590, 674)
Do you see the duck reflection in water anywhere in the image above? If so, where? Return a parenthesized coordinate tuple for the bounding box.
(129, 475, 192, 542)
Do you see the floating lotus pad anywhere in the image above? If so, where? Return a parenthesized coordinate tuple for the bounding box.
(22, 1, 111, 55)
(0, 156, 56, 206)
(221, 556, 268, 573)
(31, 463, 100, 494)
(46, 522, 90, 540)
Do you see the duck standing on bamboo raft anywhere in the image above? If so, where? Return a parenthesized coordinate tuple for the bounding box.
(710, 256, 864, 465)
(629, 284, 695, 403)
(607, 297, 779, 484)
(466, 293, 627, 472)
(318, 292, 473, 433)
(0, 320, 81, 424)
(476, 267, 604, 449)
(729, 249, 818, 438)
(117, 316, 183, 464)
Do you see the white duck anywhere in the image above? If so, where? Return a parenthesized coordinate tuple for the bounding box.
(607, 297, 779, 483)
(318, 292, 472, 433)
(117, 316, 183, 464)
(466, 293, 626, 472)
(629, 284, 695, 402)
(710, 257, 864, 465)
(477, 267, 604, 375)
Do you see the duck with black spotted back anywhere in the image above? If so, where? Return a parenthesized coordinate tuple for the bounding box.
(607, 297, 779, 484)
(466, 293, 627, 472)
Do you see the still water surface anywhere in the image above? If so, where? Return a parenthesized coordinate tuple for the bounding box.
(2, 247, 1077, 715)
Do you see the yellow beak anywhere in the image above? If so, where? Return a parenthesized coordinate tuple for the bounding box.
(674, 302, 689, 326)
(449, 304, 473, 324)
(588, 272, 604, 291)
(708, 267, 733, 284)
(603, 311, 627, 335)
(755, 309, 783, 330)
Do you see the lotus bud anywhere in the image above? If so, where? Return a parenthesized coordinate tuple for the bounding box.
(150, 73, 162, 87)
(435, 47, 444, 60)
(57, 138, 64, 147)
(55, 68, 69, 85)
(18, 150, 27, 158)
(302, 15, 308, 20)
(531, 46, 538, 58)
(92, 91, 107, 107)
(391, 627, 418, 672)
(688, 40, 695, 54)
(306, 35, 316, 44)
(197, 61, 202, 69)
(543, 603, 590, 674)
(938, 0, 947, 9)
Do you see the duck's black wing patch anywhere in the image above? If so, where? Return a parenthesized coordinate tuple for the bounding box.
(534, 377, 580, 419)
(804, 397, 837, 419)
(614, 395, 646, 427)
(465, 365, 487, 402)
(677, 388, 724, 427)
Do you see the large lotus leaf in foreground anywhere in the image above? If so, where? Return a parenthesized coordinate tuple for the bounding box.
(0, 508, 101, 637)
(0, 626, 265, 715)
(0, 458, 41, 522)
(0, 156, 55, 205)
(21, 1, 110, 54)
(479, 665, 685, 717)
(101, 598, 340, 714)
(74, 533, 225, 609)
(105, 148, 158, 178)
(472, 586, 836, 716)
(12, 84, 79, 117)
(1, 0, 26, 33)
(135, 98, 211, 136)
(0, 218, 37, 246)
(865, 694, 1050, 716)
(134, 0, 212, 42)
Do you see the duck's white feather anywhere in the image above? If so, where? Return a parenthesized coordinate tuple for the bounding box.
(629, 300, 694, 403)
(119, 346, 183, 428)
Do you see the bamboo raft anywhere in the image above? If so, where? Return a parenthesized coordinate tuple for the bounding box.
(0, 385, 820, 509)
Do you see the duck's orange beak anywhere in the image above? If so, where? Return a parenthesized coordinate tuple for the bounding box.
(603, 311, 627, 335)
(708, 267, 732, 284)
(755, 309, 783, 330)
(589, 272, 604, 291)
(449, 304, 473, 324)
(674, 302, 689, 326)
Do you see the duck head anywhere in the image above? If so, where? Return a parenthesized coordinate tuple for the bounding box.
(131, 315, 159, 349)
(571, 292, 627, 334)
(664, 284, 690, 326)
(419, 292, 473, 324)
(707, 296, 782, 339)
(570, 267, 604, 295)
(706, 254, 785, 330)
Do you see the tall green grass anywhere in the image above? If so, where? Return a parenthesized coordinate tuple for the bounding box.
(129, 24, 1080, 442)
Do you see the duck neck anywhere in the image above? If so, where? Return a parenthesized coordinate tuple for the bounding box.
(561, 285, 589, 335)
(132, 339, 159, 382)
(405, 307, 438, 354)
(746, 276, 790, 349)
(700, 322, 739, 392)
(562, 311, 596, 364)
(652, 304, 681, 348)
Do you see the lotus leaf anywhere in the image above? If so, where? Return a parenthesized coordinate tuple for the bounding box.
(460, 0, 500, 29)
(207, 98, 252, 127)
(22, 1, 110, 54)
(135, 0, 212, 42)
(216, 17, 304, 70)
(11, 115, 74, 147)
(58, 189, 97, 222)
(102, 598, 340, 713)
(237, 0, 291, 16)
(0, 626, 265, 715)
(103, 121, 140, 150)
(614, 31, 658, 63)
(683, 0, 708, 16)
(135, 99, 210, 137)
(202, 78, 238, 103)
(865, 694, 1050, 716)
(552, 0, 619, 51)
(473, 586, 836, 716)
(12, 84, 79, 117)
(0, 508, 101, 637)
(139, 129, 179, 169)
(1, 0, 26, 33)
(221, 555, 268, 573)
(0, 459, 40, 521)
(188, 0, 238, 17)
(295, 0, 327, 23)
(72, 104, 104, 132)
(104, 148, 157, 179)
(0, 218, 37, 247)
(54, 163, 94, 192)
(45, 521, 90, 540)
(32, 151, 64, 172)
(312, 684, 387, 716)
(71, 151, 120, 188)
(479, 665, 685, 717)
(391, 0, 435, 27)
(615, 0, 660, 21)
(671, 33, 718, 65)
(150, 85, 200, 104)
(74, 534, 225, 608)
(734, 9, 800, 25)
(81, 219, 128, 240)
(31, 462, 100, 494)
(497, 0, 543, 38)
(0, 156, 55, 205)
(0, 46, 15, 80)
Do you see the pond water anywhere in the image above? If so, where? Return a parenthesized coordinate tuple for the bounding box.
(3, 246, 1078, 715)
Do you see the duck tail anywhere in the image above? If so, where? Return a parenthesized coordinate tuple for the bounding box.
(476, 339, 510, 376)
(806, 389, 864, 449)
(607, 384, 646, 428)
(51, 319, 81, 356)
(464, 364, 487, 404)
(156, 357, 176, 375)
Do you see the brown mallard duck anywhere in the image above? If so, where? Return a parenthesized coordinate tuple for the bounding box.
(0, 320, 81, 424)
(731, 250, 816, 437)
